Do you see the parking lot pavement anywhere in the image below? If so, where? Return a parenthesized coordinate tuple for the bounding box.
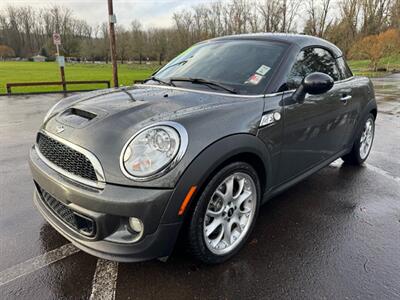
(0, 74, 399, 299)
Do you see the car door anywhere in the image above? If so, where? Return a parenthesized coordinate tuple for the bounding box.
(278, 47, 352, 183)
(335, 56, 363, 148)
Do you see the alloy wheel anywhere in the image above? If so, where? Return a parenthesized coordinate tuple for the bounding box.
(203, 172, 256, 255)
(359, 117, 375, 160)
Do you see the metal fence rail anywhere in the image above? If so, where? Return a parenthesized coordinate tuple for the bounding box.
(6, 80, 111, 95)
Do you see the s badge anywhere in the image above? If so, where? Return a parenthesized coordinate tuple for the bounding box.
(259, 112, 281, 127)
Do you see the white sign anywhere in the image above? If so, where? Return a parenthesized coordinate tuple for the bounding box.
(57, 56, 65, 67)
(256, 65, 271, 76)
(53, 33, 61, 45)
(109, 14, 117, 24)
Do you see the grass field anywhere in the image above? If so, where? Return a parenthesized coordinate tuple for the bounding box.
(347, 54, 400, 77)
(1, 55, 399, 94)
(0, 61, 158, 94)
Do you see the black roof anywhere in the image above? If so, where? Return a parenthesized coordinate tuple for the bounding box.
(211, 33, 343, 58)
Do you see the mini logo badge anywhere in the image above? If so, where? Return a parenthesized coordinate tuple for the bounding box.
(56, 125, 65, 134)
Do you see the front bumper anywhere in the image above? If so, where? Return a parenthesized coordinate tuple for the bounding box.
(29, 146, 182, 262)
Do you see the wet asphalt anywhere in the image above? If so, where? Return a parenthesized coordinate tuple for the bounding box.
(0, 74, 399, 299)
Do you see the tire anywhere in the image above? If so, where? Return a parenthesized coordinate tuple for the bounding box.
(342, 113, 375, 165)
(187, 162, 261, 264)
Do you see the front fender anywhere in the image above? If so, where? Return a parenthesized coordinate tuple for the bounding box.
(160, 133, 271, 224)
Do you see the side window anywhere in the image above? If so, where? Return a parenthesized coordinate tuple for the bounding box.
(287, 47, 340, 89)
(336, 57, 353, 79)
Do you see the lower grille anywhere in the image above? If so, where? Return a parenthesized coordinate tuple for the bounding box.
(37, 185, 96, 237)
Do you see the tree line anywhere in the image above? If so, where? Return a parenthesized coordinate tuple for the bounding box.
(0, 0, 399, 64)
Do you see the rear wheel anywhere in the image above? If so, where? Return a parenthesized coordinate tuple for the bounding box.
(187, 162, 260, 264)
(342, 113, 375, 165)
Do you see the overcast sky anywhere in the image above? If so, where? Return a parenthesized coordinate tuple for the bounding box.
(0, 0, 222, 28)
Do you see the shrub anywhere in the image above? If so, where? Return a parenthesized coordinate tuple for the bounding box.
(350, 29, 400, 71)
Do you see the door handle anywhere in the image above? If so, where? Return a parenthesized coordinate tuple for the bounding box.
(340, 95, 352, 103)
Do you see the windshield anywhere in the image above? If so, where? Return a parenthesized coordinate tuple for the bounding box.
(151, 40, 287, 95)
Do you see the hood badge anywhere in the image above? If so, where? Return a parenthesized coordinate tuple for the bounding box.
(55, 125, 65, 134)
(259, 112, 281, 127)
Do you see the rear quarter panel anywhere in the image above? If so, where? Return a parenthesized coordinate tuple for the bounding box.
(345, 76, 377, 148)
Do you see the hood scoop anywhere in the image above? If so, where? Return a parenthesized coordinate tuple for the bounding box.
(59, 108, 97, 127)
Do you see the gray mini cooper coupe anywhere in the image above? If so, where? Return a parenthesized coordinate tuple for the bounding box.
(30, 33, 377, 264)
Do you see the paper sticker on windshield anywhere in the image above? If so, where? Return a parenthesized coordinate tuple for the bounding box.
(245, 74, 263, 85)
(256, 65, 271, 76)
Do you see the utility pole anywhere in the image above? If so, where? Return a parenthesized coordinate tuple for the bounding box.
(108, 0, 119, 87)
(53, 33, 67, 92)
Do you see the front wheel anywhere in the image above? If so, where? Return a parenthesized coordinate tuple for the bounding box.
(342, 113, 375, 165)
(187, 162, 261, 264)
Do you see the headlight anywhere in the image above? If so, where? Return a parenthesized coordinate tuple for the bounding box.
(120, 122, 188, 180)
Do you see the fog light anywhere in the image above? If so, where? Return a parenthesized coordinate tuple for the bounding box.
(105, 217, 144, 244)
(129, 217, 144, 234)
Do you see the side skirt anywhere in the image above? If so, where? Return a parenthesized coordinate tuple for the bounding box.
(262, 148, 350, 204)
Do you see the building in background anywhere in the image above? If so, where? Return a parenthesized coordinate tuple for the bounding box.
(32, 55, 46, 62)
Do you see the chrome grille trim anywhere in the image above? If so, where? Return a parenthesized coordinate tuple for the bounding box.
(36, 130, 106, 189)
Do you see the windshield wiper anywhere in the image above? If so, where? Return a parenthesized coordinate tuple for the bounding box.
(169, 77, 237, 94)
(144, 76, 174, 86)
(149, 59, 190, 78)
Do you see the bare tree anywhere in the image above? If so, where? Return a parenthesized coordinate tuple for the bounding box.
(0, 0, 397, 64)
(258, 0, 285, 32)
(116, 25, 131, 64)
(390, 0, 400, 28)
(324, 0, 361, 55)
(360, 0, 392, 35)
(172, 9, 194, 50)
(130, 20, 146, 63)
(281, 0, 302, 32)
(304, 0, 332, 37)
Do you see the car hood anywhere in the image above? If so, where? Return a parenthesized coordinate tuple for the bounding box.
(47, 85, 244, 129)
(42, 85, 265, 187)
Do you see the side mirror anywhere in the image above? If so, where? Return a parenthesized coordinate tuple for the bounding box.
(292, 72, 334, 103)
(287, 75, 303, 90)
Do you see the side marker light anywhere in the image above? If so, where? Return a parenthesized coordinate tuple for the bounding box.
(178, 186, 197, 216)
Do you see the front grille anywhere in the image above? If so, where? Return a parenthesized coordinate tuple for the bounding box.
(37, 132, 97, 181)
(38, 185, 96, 237)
